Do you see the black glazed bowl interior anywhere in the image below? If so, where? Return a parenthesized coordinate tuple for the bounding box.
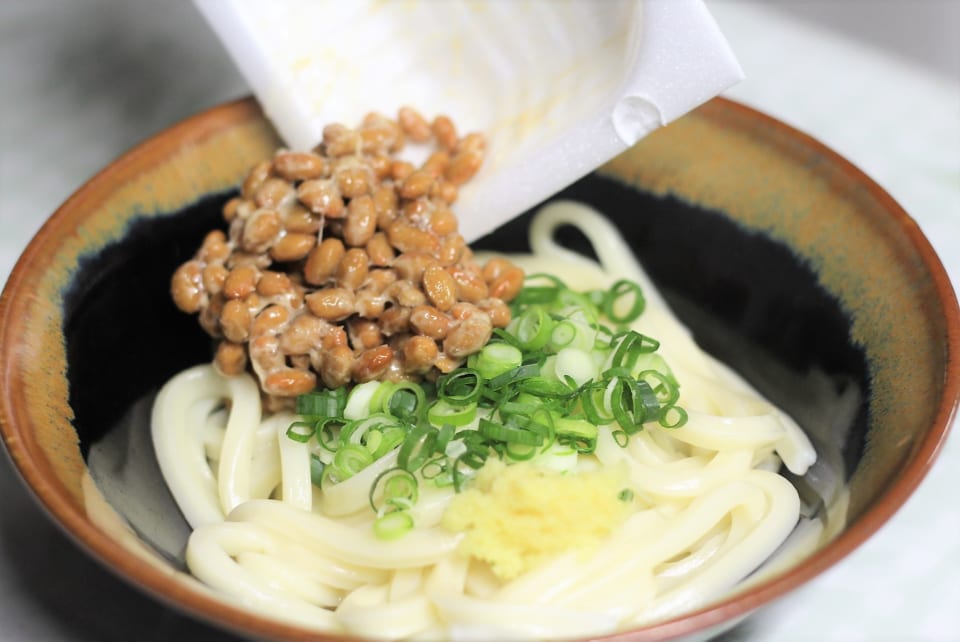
(1, 97, 956, 641)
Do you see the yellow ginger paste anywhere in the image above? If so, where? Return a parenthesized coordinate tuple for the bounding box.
(441, 459, 631, 580)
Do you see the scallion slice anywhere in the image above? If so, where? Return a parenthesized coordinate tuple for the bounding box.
(385, 382, 427, 421)
(555, 417, 599, 441)
(471, 343, 524, 379)
(297, 388, 347, 418)
(370, 467, 419, 513)
(398, 425, 437, 472)
(373, 510, 414, 540)
(283, 273, 687, 541)
(427, 399, 477, 427)
(437, 368, 483, 405)
(512, 307, 554, 350)
(659, 404, 688, 428)
(487, 363, 540, 390)
(285, 421, 316, 443)
(550, 319, 578, 349)
(333, 444, 374, 479)
(479, 418, 544, 446)
(637, 369, 680, 407)
(604, 279, 646, 324)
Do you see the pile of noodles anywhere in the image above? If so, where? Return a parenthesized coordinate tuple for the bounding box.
(152, 201, 816, 640)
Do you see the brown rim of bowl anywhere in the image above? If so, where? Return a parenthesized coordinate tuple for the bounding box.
(0, 96, 957, 642)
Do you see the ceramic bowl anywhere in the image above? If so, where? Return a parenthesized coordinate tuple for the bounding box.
(0, 97, 956, 641)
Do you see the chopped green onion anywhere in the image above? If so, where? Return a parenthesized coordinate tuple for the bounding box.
(286, 274, 687, 540)
(363, 429, 383, 456)
(633, 380, 662, 429)
(344, 380, 381, 419)
(316, 418, 342, 452)
(586, 288, 606, 309)
(398, 425, 437, 472)
(659, 405, 688, 428)
(581, 381, 615, 425)
(555, 417, 599, 442)
(550, 320, 578, 349)
(558, 434, 597, 454)
(592, 323, 616, 351)
(528, 408, 558, 452)
(511, 273, 567, 308)
(555, 289, 600, 323)
(512, 307, 554, 350)
(604, 279, 646, 324)
(611, 330, 660, 370)
(373, 510, 414, 540)
(496, 400, 538, 419)
(285, 421, 316, 443)
(437, 368, 483, 404)
(340, 414, 396, 446)
(516, 376, 576, 399)
(332, 444, 374, 479)
(435, 424, 455, 453)
(491, 328, 524, 350)
(385, 382, 426, 421)
(504, 441, 538, 461)
(637, 369, 680, 407)
(420, 455, 447, 480)
(370, 467, 419, 513)
(297, 388, 346, 418)
(632, 353, 676, 383)
(471, 343, 524, 379)
(320, 466, 339, 488)
(479, 418, 544, 446)
(608, 375, 642, 432)
(452, 452, 486, 492)
(554, 347, 596, 386)
(370, 425, 406, 460)
(427, 399, 477, 427)
(487, 363, 540, 390)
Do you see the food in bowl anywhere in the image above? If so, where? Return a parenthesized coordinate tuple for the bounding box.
(2, 97, 954, 642)
(151, 108, 821, 639)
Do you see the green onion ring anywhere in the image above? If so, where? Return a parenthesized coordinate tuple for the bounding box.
(427, 399, 478, 427)
(369, 467, 419, 513)
(437, 368, 484, 405)
(296, 388, 346, 418)
(285, 421, 315, 443)
(398, 425, 438, 472)
(479, 418, 544, 446)
(333, 444, 374, 479)
(604, 279, 646, 324)
(659, 405, 689, 428)
(373, 510, 414, 540)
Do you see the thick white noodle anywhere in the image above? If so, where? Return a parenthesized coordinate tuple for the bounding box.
(152, 364, 259, 527)
(151, 203, 820, 639)
(276, 412, 312, 511)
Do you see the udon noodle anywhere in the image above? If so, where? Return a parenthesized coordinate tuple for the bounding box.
(153, 201, 816, 640)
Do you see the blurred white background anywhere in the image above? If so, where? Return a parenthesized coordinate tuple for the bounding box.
(771, 0, 959, 79)
(1, 2, 957, 641)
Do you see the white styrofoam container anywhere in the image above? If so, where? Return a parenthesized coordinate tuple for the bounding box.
(194, 0, 743, 240)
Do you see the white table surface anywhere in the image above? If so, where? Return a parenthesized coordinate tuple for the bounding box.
(1, 2, 957, 640)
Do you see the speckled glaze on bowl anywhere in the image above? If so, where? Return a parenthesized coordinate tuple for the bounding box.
(0, 97, 956, 641)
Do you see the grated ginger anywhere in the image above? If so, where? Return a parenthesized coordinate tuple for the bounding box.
(441, 459, 631, 580)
